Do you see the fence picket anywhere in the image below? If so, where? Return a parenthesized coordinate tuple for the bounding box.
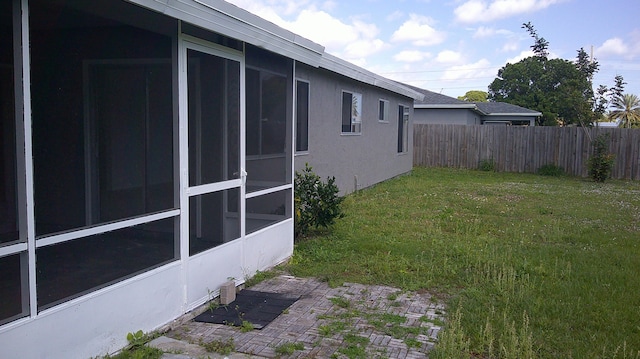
(413, 124, 640, 180)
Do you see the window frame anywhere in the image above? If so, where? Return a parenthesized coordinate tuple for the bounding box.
(341, 90, 362, 135)
(295, 79, 310, 153)
(378, 99, 389, 123)
(397, 104, 410, 154)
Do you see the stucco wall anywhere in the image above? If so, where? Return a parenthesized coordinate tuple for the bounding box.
(294, 64, 414, 195)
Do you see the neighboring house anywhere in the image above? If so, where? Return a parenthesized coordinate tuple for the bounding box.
(408, 85, 540, 126)
(474, 102, 541, 126)
(0, 1, 420, 358)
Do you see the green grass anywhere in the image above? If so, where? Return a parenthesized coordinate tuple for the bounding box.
(286, 167, 640, 358)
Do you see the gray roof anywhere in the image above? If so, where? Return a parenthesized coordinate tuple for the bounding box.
(401, 84, 473, 107)
(474, 102, 541, 115)
(399, 83, 541, 116)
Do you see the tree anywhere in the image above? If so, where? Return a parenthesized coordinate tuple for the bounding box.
(488, 56, 593, 126)
(457, 90, 488, 102)
(522, 21, 549, 59)
(488, 23, 596, 126)
(610, 75, 626, 100)
(609, 94, 640, 128)
(575, 48, 599, 82)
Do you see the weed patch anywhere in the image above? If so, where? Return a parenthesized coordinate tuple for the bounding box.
(201, 338, 235, 355)
(274, 341, 304, 356)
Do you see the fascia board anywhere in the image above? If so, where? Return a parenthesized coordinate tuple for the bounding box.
(415, 104, 476, 109)
(484, 112, 542, 117)
(126, 0, 324, 67)
(320, 54, 424, 100)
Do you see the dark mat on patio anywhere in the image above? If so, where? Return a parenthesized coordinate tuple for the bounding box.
(194, 290, 299, 329)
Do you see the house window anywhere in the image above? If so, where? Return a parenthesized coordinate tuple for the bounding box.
(246, 64, 290, 192)
(246, 189, 291, 234)
(379, 99, 389, 122)
(397, 105, 409, 153)
(296, 80, 309, 152)
(245, 45, 292, 231)
(29, 0, 179, 309)
(341, 91, 362, 134)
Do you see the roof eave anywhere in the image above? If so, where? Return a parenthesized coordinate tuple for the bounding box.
(127, 0, 325, 66)
(320, 53, 425, 100)
(483, 112, 542, 117)
(415, 104, 477, 109)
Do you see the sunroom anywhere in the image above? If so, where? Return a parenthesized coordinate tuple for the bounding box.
(1, 0, 323, 357)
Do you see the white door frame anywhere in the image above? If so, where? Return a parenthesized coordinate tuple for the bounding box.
(178, 35, 246, 308)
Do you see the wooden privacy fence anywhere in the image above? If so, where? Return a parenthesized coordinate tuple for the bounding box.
(413, 124, 640, 180)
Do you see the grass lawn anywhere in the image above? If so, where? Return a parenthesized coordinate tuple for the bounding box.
(286, 167, 640, 358)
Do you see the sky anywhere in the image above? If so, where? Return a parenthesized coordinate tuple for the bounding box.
(225, 0, 640, 99)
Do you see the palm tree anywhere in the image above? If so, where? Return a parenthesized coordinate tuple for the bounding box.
(609, 93, 640, 128)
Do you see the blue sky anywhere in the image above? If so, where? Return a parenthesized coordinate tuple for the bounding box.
(226, 0, 640, 99)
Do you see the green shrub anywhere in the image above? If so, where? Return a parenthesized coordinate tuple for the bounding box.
(588, 133, 615, 182)
(537, 164, 565, 176)
(478, 158, 497, 172)
(294, 164, 344, 237)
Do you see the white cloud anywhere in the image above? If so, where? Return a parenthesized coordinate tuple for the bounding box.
(225, 0, 392, 64)
(287, 10, 358, 48)
(473, 26, 496, 38)
(595, 38, 629, 58)
(321, 1, 337, 11)
(386, 10, 404, 22)
(390, 14, 446, 46)
(455, 0, 564, 24)
(440, 59, 494, 81)
(505, 50, 535, 64)
(473, 26, 512, 39)
(393, 50, 432, 63)
(436, 50, 464, 64)
(501, 40, 519, 52)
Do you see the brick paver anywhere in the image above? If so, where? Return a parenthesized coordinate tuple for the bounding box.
(158, 275, 446, 358)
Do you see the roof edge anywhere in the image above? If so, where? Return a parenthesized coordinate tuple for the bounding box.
(481, 112, 542, 117)
(415, 104, 477, 109)
(129, 0, 325, 66)
(319, 53, 424, 100)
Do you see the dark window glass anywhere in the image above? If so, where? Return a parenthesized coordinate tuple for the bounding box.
(36, 218, 176, 310)
(189, 188, 240, 256)
(245, 66, 291, 192)
(341, 91, 362, 133)
(379, 100, 389, 122)
(187, 50, 240, 186)
(398, 105, 409, 153)
(29, 0, 176, 237)
(295, 81, 309, 152)
(0, 253, 27, 325)
(342, 92, 352, 133)
(0, 1, 17, 245)
(246, 189, 291, 234)
(246, 69, 287, 156)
